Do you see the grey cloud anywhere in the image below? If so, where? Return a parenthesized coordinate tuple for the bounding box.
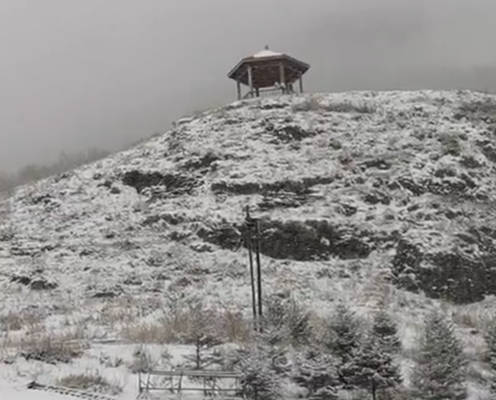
(1, 0, 495, 170)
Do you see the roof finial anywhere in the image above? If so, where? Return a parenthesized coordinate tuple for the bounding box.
(265, 44, 269, 50)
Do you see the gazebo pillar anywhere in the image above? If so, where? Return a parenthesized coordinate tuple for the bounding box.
(247, 65, 254, 97)
(299, 74, 304, 94)
(279, 62, 286, 94)
(236, 80, 242, 100)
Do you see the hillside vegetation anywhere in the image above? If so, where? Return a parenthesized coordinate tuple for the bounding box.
(1, 90, 496, 397)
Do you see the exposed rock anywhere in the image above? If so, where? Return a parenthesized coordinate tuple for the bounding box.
(392, 238, 496, 303)
(211, 176, 334, 196)
(30, 278, 58, 291)
(181, 151, 220, 171)
(122, 170, 198, 195)
(363, 189, 391, 205)
(199, 218, 373, 261)
(272, 125, 317, 142)
(11, 275, 57, 291)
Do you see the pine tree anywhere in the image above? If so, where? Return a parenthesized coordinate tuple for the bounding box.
(325, 302, 361, 363)
(341, 335, 402, 399)
(238, 342, 281, 400)
(293, 349, 339, 400)
(285, 298, 311, 346)
(411, 310, 466, 400)
(263, 295, 310, 346)
(372, 309, 401, 354)
(484, 318, 496, 394)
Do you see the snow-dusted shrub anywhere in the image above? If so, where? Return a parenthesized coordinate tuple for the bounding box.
(129, 345, 156, 373)
(291, 97, 322, 113)
(98, 352, 124, 368)
(291, 97, 375, 114)
(455, 98, 496, 122)
(372, 310, 401, 354)
(411, 310, 467, 400)
(325, 302, 362, 363)
(181, 300, 224, 369)
(321, 101, 376, 114)
(121, 295, 248, 345)
(484, 318, 496, 394)
(0, 311, 42, 332)
(20, 335, 84, 364)
(57, 371, 122, 394)
(293, 349, 339, 399)
(121, 322, 170, 344)
(263, 295, 311, 346)
(438, 132, 462, 156)
(238, 343, 283, 400)
(220, 308, 251, 343)
(341, 334, 402, 398)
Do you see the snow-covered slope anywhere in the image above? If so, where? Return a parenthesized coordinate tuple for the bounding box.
(2, 90, 496, 319)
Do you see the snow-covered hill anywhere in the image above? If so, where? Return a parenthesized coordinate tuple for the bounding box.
(3, 90, 496, 312)
(2, 90, 496, 398)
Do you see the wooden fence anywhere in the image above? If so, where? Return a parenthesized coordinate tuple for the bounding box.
(138, 369, 244, 399)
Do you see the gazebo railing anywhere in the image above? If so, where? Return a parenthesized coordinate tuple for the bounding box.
(243, 85, 296, 99)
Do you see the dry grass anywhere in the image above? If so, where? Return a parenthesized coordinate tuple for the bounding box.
(57, 372, 122, 394)
(292, 96, 376, 114)
(451, 304, 494, 332)
(13, 328, 87, 364)
(0, 311, 43, 332)
(121, 306, 251, 344)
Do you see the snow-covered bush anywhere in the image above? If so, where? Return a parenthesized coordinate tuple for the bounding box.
(372, 310, 401, 354)
(325, 302, 362, 363)
(293, 348, 339, 399)
(484, 318, 496, 394)
(57, 371, 122, 395)
(238, 343, 283, 400)
(263, 295, 311, 346)
(341, 334, 402, 398)
(129, 346, 155, 373)
(20, 335, 83, 364)
(411, 310, 467, 400)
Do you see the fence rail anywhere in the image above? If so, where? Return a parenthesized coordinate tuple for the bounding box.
(138, 369, 244, 399)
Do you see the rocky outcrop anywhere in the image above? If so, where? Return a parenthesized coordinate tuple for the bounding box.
(122, 170, 198, 195)
(198, 219, 375, 261)
(392, 237, 496, 303)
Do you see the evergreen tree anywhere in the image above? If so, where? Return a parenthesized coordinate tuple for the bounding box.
(341, 335, 402, 399)
(411, 310, 466, 400)
(238, 342, 281, 400)
(293, 349, 339, 400)
(372, 309, 401, 354)
(325, 302, 361, 363)
(484, 318, 496, 394)
(285, 298, 311, 346)
(263, 295, 310, 346)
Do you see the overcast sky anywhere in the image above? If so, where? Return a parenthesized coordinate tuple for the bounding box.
(1, 0, 496, 171)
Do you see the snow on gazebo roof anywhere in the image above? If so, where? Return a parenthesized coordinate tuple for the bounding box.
(252, 49, 283, 58)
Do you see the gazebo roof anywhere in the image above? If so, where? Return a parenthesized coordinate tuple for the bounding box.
(227, 48, 310, 88)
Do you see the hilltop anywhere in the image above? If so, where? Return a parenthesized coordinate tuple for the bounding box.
(2, 90, 496, 306)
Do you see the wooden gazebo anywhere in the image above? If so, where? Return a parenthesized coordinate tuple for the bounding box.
(228, 46, 310, 100)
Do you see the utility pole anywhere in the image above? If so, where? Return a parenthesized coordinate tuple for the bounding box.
(245, 208, 257, 331)
(245, 206, 263, 332)
(255, 220, 263, 326)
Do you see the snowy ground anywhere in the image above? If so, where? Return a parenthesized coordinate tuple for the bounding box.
(1, 90, 496, 397)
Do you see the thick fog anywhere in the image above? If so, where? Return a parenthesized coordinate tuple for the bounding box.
(1, 0, 495, 171)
